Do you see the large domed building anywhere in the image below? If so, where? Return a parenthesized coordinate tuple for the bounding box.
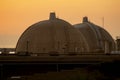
(16, 13, 90, 55)
(74, 17, 116, 53)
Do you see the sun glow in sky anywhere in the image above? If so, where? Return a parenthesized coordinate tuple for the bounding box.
(0, 0, 120, 48)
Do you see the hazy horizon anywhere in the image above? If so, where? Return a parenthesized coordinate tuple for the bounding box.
(0, 0, 120, 48)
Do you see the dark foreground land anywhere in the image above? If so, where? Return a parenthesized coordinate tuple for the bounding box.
(0, 54, 120, 80)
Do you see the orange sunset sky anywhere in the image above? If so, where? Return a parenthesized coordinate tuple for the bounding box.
(0, 0, 120, 48)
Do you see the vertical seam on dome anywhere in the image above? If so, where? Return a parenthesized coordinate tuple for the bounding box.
(86, 23, 103, 49)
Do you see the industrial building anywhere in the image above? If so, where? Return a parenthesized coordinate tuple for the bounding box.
(74, 17, 116, 54)
(16, 12, 89, 55)
(16, 12, 116, 55)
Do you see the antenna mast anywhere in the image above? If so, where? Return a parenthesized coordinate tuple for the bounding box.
(102, 17, 104, 28)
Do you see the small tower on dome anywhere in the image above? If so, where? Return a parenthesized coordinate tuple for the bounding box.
(49, 12, 56, 20)
(83, 16, 88, 22)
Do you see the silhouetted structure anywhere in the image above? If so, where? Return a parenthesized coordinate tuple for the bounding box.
(16, 13, 116, 55)
(74, 17, 115, 53)
(16, 12, 89, 55)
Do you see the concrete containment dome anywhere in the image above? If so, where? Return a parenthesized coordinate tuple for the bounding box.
(16, 13, 89, 55)
(74, 17, 116, 53)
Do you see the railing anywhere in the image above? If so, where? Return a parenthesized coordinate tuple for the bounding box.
(1, 51, 120, 57)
